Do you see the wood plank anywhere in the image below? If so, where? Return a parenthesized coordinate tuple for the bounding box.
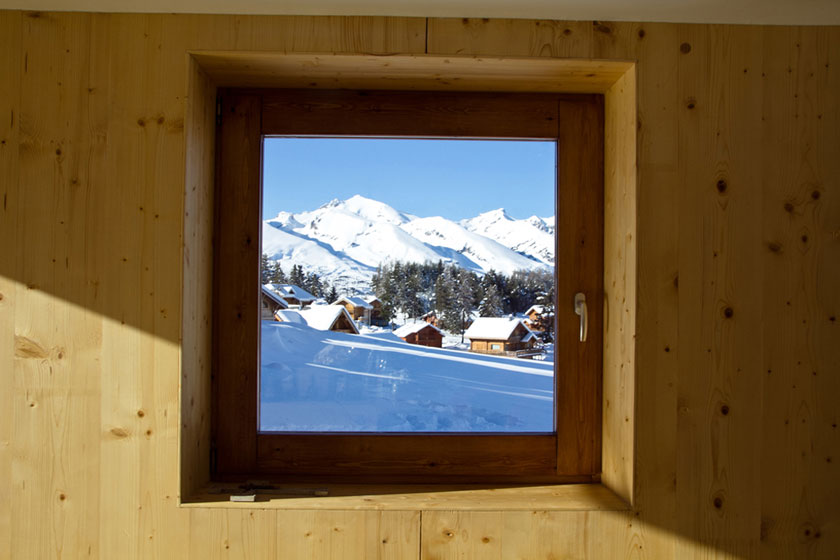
(610, 22, 679, 559)
(12, 11, 102, 559)
(275, 511, 420, 560)
(95, 13, 192, 558)
(0, 11, 21, 560)
(759, 25, 840, 558)
(554, 96, 605, 475)
(193, 52, 631, 93)
(183, 482, 628, 511)
(256, 434, 561, 482)
(181, 57, 217, 500)
(213, 91, 262, 476)
(261, 89, 567, 138)
(674, 23, 765, 558)
(427, 18, 594, 59)
(420, 510, 635, 558)
(189, 508, 278, 559)
(602, 67, 636, 504)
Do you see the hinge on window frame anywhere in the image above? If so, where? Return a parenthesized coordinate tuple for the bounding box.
(215, 95, 222, 127)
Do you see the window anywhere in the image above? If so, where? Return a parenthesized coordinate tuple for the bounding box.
(212, 88, 603, 484)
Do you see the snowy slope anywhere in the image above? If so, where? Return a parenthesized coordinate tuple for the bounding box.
(400, 215, 542, 274)
(461, 208, 555, 266)
(262, 195, 555, 291)
(260, 321, 553, 432)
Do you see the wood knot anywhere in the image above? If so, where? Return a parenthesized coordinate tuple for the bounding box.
(723, 307, 734, 319)
(137, 410, 145, 418)
(137, 118, 146, 127)
(59, 493, 66, 501)
(811, 190, 821, 200)
(110, 427, 129, 438)
(720, 404, 730, 416)
(157, 116, 165, 125)
(638, 29, 646, 39)
(593, 21, 612, 34)
(713, 496, 723, 509)
(680, 42, 692, 54)
(686, 98, 696, 110)
(482, 537, 491, 543)
(55, 148, 62, 156)
(801, 234, 808, 244)
(784, 201, 795, 213)
(443, 530, 454, 538)
(716, 179, 727, 194)
(767, 241, 783, 253)
(563, 28, 572, 36)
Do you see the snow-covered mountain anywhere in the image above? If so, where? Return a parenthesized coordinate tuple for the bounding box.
(461, 208, 555, 266)
(262, 195, 555, 291)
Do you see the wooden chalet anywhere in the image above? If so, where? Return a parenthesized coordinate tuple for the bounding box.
(464, 317, 537, 355)
(335, 295, 373, 321)
(261, 285, 289, 320)
(275, 305, 359, 334)
(265, 283, 317, 307)
(362, 296, 386, 325)
(523, 304, 554, 332)
(419, 310, 438, 327)
(393, 322, 443, 348)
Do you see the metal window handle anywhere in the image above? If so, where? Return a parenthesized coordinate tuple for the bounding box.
(574, 292, 588, 342)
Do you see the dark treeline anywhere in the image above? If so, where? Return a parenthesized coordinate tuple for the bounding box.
(372, 260, 554, 337)
(261, 255, 554, 338)
(260, 254, 338, 303)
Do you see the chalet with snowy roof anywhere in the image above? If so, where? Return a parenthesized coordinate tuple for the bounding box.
(393, 322, 443, 348)
(362, 295, 386, 325)
(420, 310, 438, 327)
(524, 304, 554, 332)
(335, 296, 373, 322)
(464, 317, 537, 355)
(261, 285, 289, 320)
(265, 283, 316, 307)
(275, 305, 359, 334)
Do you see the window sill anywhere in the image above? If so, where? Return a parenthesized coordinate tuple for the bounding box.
(181, 482, 630, 511)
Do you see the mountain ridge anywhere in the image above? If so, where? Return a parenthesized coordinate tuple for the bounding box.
(262, 195, 555, 292)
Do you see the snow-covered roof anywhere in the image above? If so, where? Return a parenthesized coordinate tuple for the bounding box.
(361, 295, 380, 304)
(336, 296, 373, 309)
(265, 283, 316, 303)
(521, 331, 538, 343)
(261, 285, 289, 309)
(525, 304, 554, 317)
(300, 305, 360, 334)
(276, 305, 359, 333)
(274, 309, 306, 324)
(393, 321, 442, 338)
(464, 317, 532, 341)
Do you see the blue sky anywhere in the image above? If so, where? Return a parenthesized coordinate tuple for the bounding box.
(262, 138, 556, 221)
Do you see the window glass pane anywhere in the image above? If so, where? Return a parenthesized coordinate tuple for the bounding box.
(259, 138, 556, 433)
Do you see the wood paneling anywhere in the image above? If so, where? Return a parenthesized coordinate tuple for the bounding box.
(193, 52, 631, 92)
(0, 11, 21, 560)
(1, 10, 839, 559)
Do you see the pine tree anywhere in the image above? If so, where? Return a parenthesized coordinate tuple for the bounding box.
(326, 285, 338, 304)
(260, 253, 272, 284)
(479, 284, 504, 317)
(289, 264, 305, 287)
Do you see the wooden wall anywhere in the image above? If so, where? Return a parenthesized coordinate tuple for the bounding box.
(0, 10, 838, 559)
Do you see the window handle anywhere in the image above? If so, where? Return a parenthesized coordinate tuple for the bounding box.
(574, 292, 588, 342)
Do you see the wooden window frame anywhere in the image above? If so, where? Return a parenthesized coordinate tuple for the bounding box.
(212, 88, 604, 485)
